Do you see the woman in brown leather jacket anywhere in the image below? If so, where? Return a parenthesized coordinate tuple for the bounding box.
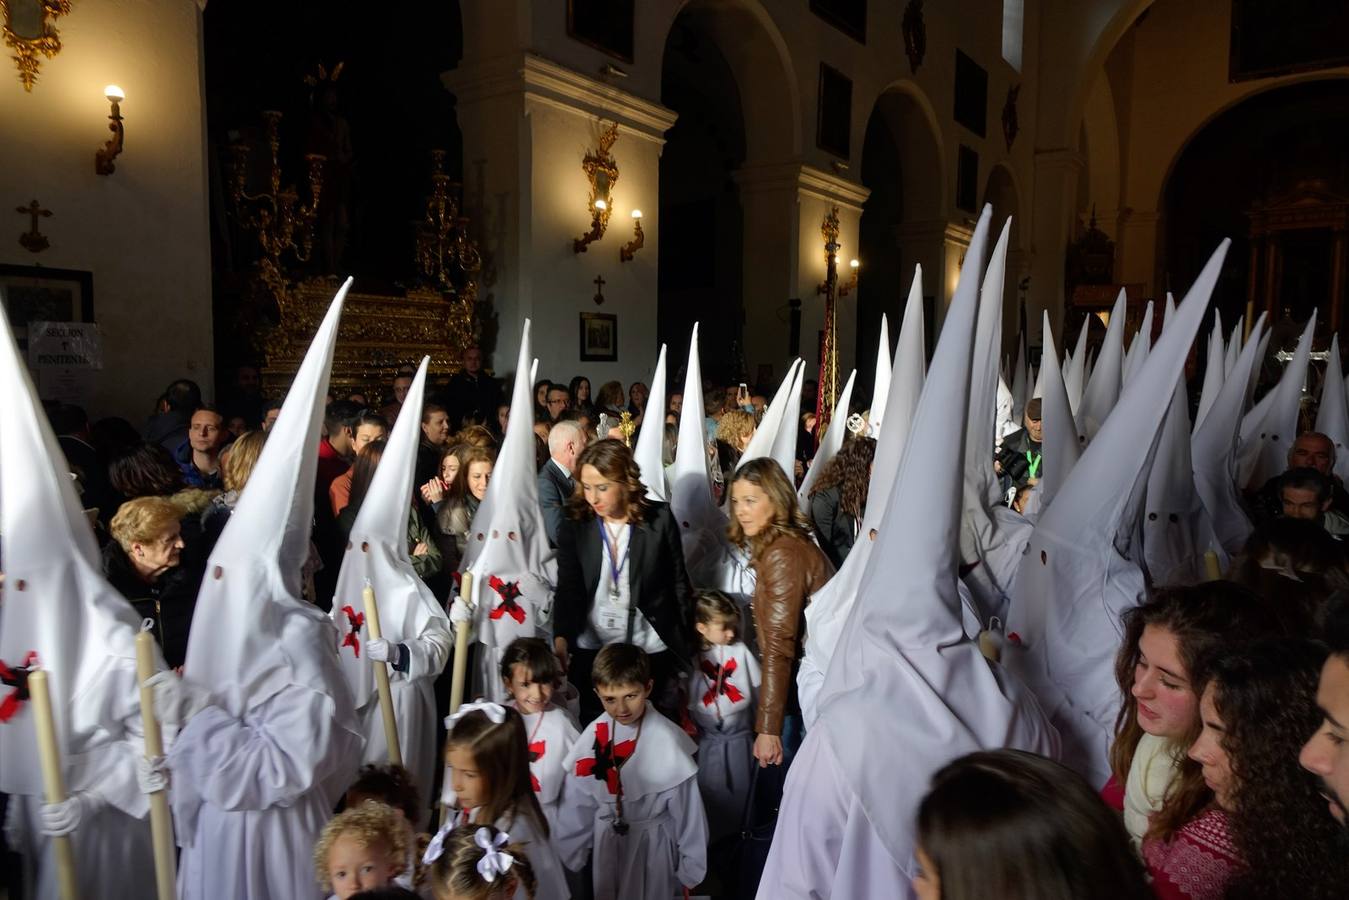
(728, 458, 834, 767)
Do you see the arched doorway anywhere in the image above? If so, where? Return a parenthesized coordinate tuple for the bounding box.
(657, 11, 747, 381)
(855, 86, 944, 379)
(657, 0, 798, 386)
(1162, 79, 1349, 339)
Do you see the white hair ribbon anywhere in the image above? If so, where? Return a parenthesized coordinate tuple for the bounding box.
(475, 827, 515, 883)
(422, 821, 452, 866)
(444, 698, 507, 730)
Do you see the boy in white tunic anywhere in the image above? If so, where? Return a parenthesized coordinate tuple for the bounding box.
(556, 643, 708, 900)
(168, 284, 365, 900)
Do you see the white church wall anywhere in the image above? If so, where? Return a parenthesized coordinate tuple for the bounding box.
(0, 0, 212, 421)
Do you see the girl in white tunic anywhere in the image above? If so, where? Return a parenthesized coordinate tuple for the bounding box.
(555, 644, 708, 900)
(439, 702, 570, 900)
(687, 592, 760, 841)
(424, 823, 541, 900)
(499, 638, 580, 835)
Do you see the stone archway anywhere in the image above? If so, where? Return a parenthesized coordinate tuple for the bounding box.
(855, 83, 945, 372)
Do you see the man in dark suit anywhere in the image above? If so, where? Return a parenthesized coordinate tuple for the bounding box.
(444, 346, 502, 428)
(538, 420, 585, 546)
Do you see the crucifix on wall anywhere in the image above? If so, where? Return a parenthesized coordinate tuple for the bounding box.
(17, 199, 52, 254)
(593, 273, 606, 305)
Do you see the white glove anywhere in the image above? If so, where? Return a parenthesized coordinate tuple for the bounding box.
(137, 755, 169, 794)
(40, 791, 101, 837)
(449, 595, 473, 628)
(147, 670, 212, 727)
(366, 638, 391, 662)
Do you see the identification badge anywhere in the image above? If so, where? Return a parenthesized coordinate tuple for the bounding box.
(598, 603, 626, 633)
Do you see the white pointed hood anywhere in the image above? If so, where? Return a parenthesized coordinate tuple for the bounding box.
(1224, 316, 1244, 379)
(0, 302, 157, 800)
(1005, 241, 1229, 786)
(1193, 314, 1267, 560)
(1314, 335, 1349, 485)
(1033, 312, 1082, 514)
(797, 369, 857, 509)
(1063, 316, 1091, 415)
(738, 357, 803, 479)
(463, 319, 556, 640)
(1074, 289, 1128, 443)
(331, 357, 449, 705)
(186, 279, 358, 726)
(1142, 298, 1204, 587)
(634, 344, 669, 502)
(868, 313, 892, 436)
(799, 265, 927, 724)
(1238, 312, 1316, 491)
(1121, 301, 1154, 387)
(961, 218, 1027, 620)
(815, 204, 1059, 869)
(1194, 310, 1225, 433)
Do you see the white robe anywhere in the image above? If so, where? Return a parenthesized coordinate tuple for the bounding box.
(688, 641, 760, 841)
(355, 616, 451, 821)
(4, 661, 157, 900)
(467, 573, 555, 703)
(555, 706, 708, 900)
(170, 686, 363, 900)
(754, 733, 916, 900)
(511, 703, 581, 837)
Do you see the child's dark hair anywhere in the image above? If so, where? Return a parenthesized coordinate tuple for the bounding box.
(694, 591, 740, 648)
(346, 763, 422, 823)
(499, 637, 562, 687)
(592, 642, 650, 688)
(427, 825, 537, 900)
(447, 707, 549, 838)
(350, 889, 422, 900)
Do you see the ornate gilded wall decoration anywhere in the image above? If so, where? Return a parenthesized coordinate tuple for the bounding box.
(1, 0, 72, 91)
(1002, 84, 1021, 151)
(902, 0, 926, 75)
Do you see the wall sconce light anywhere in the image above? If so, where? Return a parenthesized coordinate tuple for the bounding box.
(619, 209, 644, 262)
(95, 85, 125, 175)
(573, 122, 620, 253)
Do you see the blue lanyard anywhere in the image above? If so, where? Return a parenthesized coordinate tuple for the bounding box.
(598, 519, 632, 594)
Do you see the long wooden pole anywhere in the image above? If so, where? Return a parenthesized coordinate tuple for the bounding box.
(362, 584, 403, 766)
(448, 571, 474, 715)
(29, 670, 78, 900)
(135, 633, 177, 900)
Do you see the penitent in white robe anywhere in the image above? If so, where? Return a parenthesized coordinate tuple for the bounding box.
(555, 705, 708, 900)
(510, 702, 581, 837)
(170, 685, 363, 900)
(355, 616, 451, 821)
(688, 641, 760, 841)
(5, 663, 157, 900)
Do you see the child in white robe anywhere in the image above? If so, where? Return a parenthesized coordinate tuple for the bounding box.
(313, 800, 411, 898)
(499, 638, 580, 836)
(687, 591, 760, 841)
(555, 643, 708, 900)
(424, 823, 540, 900)
(438, 702, 570, 900)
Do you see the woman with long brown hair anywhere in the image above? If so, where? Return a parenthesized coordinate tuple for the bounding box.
(807, 435, 877, 568)
(339, 440, 443, 580)
(552, 438, 692, 722)
(1104, 581, 1282, 891)
(435, 444, 495, 570)
(728, 457, 833, 767)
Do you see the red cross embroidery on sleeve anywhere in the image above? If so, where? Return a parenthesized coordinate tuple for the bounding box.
(529, 739, 545, 792)
(487, 576, 527, 625)
(700, 657, 744, 707)
(0, 651, 39, 722)
(341, 606, 365, 657)
(574, 722, 636, 794)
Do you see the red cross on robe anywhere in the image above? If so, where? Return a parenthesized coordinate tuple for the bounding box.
(574, 722, 636, 795)
(341, 605, 365, 657)
(488, 576, 527, 625)
(529, 739, 545, 792)
(700, 656, 745, 707)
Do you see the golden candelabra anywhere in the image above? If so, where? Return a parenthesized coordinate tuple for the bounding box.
(414, 149, 483, 350)
(814, 206, 842, 436)
(227, 111, 326, 319)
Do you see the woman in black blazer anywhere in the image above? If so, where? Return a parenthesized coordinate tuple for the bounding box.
(553, 438, 693, 722)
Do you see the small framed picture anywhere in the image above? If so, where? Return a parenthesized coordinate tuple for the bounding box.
(816, 63, 853, 159)
(0, 263, 94, 348)
(580, 312, 618, 362)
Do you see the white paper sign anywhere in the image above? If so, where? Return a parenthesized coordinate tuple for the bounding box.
(27, 321, 102, 404)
